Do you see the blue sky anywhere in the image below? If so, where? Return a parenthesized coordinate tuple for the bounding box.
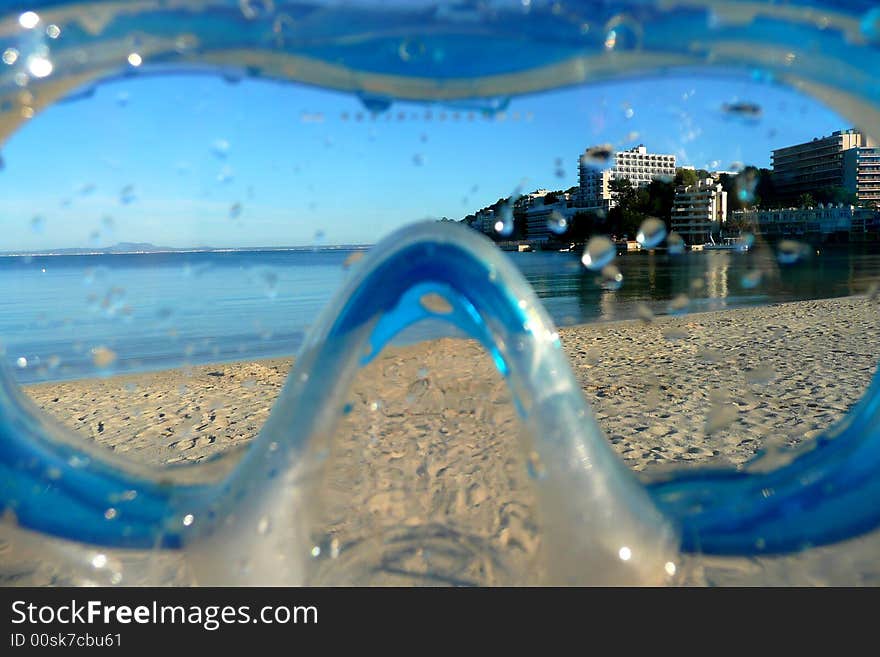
(0, 70, 849, 250)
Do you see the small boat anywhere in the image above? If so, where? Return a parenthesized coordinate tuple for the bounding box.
(701, 242, 738, 251)
(699, 236, 750, 252)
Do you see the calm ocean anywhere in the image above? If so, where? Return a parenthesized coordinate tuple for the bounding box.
(2, 243, 879, 384)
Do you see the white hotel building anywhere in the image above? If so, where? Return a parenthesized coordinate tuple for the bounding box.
(671, 178, 728, 244)
(577, 145, 676, 210)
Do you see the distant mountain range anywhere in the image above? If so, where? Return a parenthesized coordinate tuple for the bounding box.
(0, 242, 373, 256)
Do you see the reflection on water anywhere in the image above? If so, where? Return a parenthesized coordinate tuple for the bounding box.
(514, 244, 880, 325)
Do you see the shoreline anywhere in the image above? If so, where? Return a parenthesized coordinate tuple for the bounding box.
(22, 294, 880, 470)
(16, 291, 874, 388)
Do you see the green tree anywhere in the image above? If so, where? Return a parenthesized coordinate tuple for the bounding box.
(543, 190, 561, 205)
(719, 167, 776, 209)
(815, 186, 858, 207)
(718, 173, 742, 211)
(797, 193, 816, 208)
(607, 178, 647, 238)
(568, 210, 606, 242)
(674, 168, 699, 187)
(645, 179, 675, 222)
(754, 168, 777, 207)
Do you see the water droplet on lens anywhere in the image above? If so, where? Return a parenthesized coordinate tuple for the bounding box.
(212, 139, 230, 158)
(777, 240, 809, 265)
(2, 48, 19, 65)
(696, 348, 720, 364)
(358, 94, 392, 115)
(581, 236, 615, 271)
(636, 303, 654, 323)
(420, 292, 453, 314)
(604, 15, 642, 51)
(343, 251, 364, 269)
(580, 144, 615, 168)
(272, 13, 296, 45)
(722, 101, 762, 120)
(706, 398, 739, 434)
(666, 232, 686, 255)
(257, 516, 271, 534)
(860, 8, 880, 44)
(240, 0, 275, 20)
(91, 346, 117, 369)
(662, 327, 688, 342)
(526, 451, 547, 480)
(741, 270, 762, 289)
(547, 210, 568, 234)
(668, 294, 690, 315)
(216, 165, 234, 184)
(25, 54, 52, 78)
(412, 153, 425, 166)
(119, 184, 135, 204)
(260, 270, 278, 298)
(229, 202, 242, 219)
(600, 264, 623, 290)
(19, 12, 40, 30)
(582, 348, 601, 366)
(29, 215, 45, 233)
(736, 232, 755, 252)
(398, 38, 426, 62)
(494, 204, 514, 237)
(745, 366, 776, 385)
(636, 217, 666, 249)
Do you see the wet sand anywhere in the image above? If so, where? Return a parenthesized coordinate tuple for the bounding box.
(18, 294, 880, 585)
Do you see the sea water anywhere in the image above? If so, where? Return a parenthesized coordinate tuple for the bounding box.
(3, 245, 879, 384)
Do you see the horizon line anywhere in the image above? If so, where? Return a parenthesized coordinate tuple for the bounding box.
(0, 243, 377, 257)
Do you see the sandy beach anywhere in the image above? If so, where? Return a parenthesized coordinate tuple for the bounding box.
(16, 294, 880, 585)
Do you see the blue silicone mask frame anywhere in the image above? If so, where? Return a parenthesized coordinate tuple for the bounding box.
(0, 0, 878, 584)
